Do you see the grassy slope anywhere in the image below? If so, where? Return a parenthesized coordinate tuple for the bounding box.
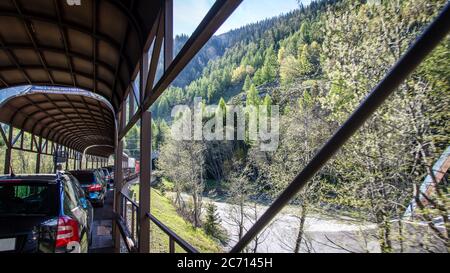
(130, 185, 221, 253)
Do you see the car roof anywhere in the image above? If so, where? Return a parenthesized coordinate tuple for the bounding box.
(70, 170, 96, 173)
(0, 174, 64, 184)
(0, 174, 56, 180)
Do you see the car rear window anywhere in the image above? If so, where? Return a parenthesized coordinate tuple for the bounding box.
(0, 182, 58, 216)
(71, 173, 95, 184)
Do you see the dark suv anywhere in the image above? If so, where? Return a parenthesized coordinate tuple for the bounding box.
(70, 170, 107, 207)
(0, 174, 93, 253)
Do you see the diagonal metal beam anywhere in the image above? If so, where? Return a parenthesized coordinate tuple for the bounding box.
(78, 96, 108, 141)
(144, 0, 242, 109)
(120, 0, 243, 139)
(1, 43, 121, 86)
(111, 0, 137, 111)
(13, 0, 55, 85)
(0, 10, 133, 74)
(11, 129, 23, 147)
(0, 74, 8, 87)
(0, 65, 113, 91)
(93, 0, 98, 94)
(164, 0, 173, 70)
(0, 35, 32, 84)
(144, 10, 164, 98)
(0, 125, 9, 148)
(54, 0, 76, 87)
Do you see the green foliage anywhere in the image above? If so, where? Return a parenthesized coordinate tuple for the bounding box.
(204, 203, 228, 243)
(246, 84, 260, 106)
(299, 22, 311, 45)
(218, 97, 227, 117)
(124, 125, 140, 159)
(131, 186, 222, 253)
(280, 55, 301, 85)
(243, 75, 252, 91)
(149, 0, 340, 123)
(262, 94, 272, 107)
(262, 94, 273, 115)
(253, 69, 264, 86)
(260, 46, 279, 84)
(298, 43, 320, 76)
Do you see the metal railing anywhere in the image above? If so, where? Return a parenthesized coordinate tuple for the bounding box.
(121, 193, 140, 245)
(115, 174, 198, 253)
(115, 192, 140, 253)
(147, 213, 199, 253)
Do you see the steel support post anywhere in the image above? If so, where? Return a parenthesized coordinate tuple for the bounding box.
(113, 108, 126, 253)
(35, 136, 42, 174)
(3, 126, 12, 174)
(138, 111, 152, 253)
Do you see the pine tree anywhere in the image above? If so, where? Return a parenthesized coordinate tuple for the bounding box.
(217, 97, 227, 117)
(204, 203, 227, 243)
(299, 22, 311, 45)
(280, 55, 301, 85)
(299, 44, 314, 76)
(246, 84, 260, 106)
(261, 46, 279, 83)
(243, 75, 252, 91)
(157, 97, 169, 119)
(262, 94, 273, 115)
(253, 69, 263, 86)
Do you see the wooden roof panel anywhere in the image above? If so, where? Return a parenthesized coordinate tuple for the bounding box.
(0, 0, 164, 111)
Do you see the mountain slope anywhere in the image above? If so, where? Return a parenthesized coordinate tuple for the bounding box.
(151, 0, 339, 120)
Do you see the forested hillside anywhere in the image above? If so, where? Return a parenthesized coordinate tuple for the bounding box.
(150, 0, 338, 119)
(143, 0, 450, 253)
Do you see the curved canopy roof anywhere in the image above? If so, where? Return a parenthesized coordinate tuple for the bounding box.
(0, 0, 242, 157)
(0, 0, 163, 111)
(0, 0, 165, 156)
(0, 86, 115, 156)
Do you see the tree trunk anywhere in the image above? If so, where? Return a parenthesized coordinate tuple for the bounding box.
(238, 199, 245, 240)
(193, 192, 200, 227)
(294, 203, 307, 253)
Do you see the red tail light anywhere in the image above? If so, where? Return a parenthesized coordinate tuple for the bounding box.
(88, 184, 102, 192)
(56, 216, 80, 248)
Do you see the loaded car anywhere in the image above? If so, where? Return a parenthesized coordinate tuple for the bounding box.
(100, 168, 113, 188)
(0, 174, 93, 253)
(70, 170, 107, 207)
(95, 168, 107, 185)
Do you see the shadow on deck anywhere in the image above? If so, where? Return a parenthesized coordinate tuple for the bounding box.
(89, 189, 115, 253)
